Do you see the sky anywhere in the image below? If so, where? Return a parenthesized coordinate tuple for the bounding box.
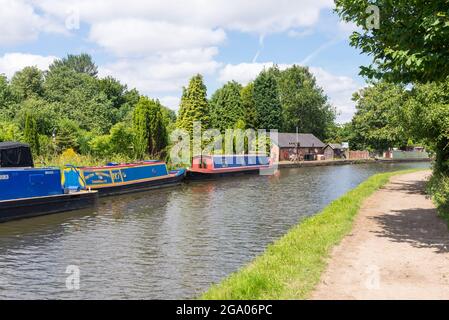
(0, 0, 371, 123)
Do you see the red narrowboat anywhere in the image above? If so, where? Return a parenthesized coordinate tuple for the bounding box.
(187, 154, 271, 180)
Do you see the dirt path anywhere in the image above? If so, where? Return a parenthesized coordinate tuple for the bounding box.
(312, 171, 449, 300)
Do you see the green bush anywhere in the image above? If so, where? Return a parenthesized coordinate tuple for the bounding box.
(0, 121, 22, 142)
(38, 134, 55, 157)
(427, 173, 449, 220)
(89, 135, 111, 157)
(109, 122, 135, 156)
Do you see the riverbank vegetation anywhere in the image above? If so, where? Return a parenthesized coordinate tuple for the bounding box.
(202, 169, 421, 299)
(0, 54, 337, 167)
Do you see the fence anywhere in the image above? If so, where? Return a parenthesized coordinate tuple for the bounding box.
(348, 150, 370, 160)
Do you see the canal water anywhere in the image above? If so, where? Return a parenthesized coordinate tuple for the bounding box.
(0, 162, 429, 299)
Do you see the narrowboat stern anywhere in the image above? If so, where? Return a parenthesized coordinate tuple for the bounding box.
(0, 142, 98, 223)
(63, 161, 186, 197)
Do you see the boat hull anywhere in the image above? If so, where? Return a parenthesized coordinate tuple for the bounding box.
(92, 170, 186, 197)
(186, 167, 264, 181)
(0, 191, 98, 223)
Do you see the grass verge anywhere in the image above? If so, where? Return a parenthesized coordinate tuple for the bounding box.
(202, 169, 425, 300)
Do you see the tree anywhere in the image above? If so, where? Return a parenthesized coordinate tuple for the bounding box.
(98, 76, 127, 109)
(49, 53, 98, 77)
(90, 122, 135, 157)
(44, 66, 113, 133)
(277, 65, 336, 139)
(404, 80, 449, 174)
(0, 121, 21, 142)
(0, 74, 13, 109)
(210, 81, 244, 132)
(335, 0, 449, 83)
(350, 82, 408, 152)
(17, 98, 59, 136)
(326, 122, 354, 145)
(253, 70, 282, 130)
(240, 82, 257, 129)
(160, 105, 177, 134)
(176, 74, 210, 135)
(11, 66, 44, 100)
(335, 0, 449, 215)
(403, 79, 449, 214)
(133, 97, 168, 158)
(55, 119, 81, 153)
(109, 122, 135, 156)
(23, 112, 40, 155)
(115, 88, 141, 123)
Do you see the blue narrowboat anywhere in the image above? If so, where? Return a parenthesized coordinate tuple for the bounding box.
(187, 154, 272, 180)
(63, 161, 186, 197)
(0, 142, 97, 223)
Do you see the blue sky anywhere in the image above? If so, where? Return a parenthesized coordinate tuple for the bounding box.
(0, 0, 371, 123)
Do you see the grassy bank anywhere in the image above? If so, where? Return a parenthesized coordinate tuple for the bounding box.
(202, 169, 424, 300)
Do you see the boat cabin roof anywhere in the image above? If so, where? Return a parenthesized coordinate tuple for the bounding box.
(0, 142, 31, 150)
(193, 154, 268, 159)
(0, 141, 34, 168)
(72, 160, 166, 170)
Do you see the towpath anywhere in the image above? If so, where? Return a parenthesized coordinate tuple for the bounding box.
(312, 171, 449, 300)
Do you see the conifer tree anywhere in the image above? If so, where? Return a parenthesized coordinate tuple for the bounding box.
(210, 81, 244, 132)
(23, 112, 40, 155)
(240, 82, 257, 129)
(176, 74, 210, 135)
(133, 97, 168, 159)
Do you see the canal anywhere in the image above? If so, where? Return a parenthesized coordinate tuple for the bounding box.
(0, 162, 429, 299)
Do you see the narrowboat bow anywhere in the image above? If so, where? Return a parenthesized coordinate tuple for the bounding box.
(0, 142, 97, 223)
(64, 161, 186, 197)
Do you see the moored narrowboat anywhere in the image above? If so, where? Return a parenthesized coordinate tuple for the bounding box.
(63, 161, 186, 197)
(0, 142, 98, 223)
(187, 154, 272, 180)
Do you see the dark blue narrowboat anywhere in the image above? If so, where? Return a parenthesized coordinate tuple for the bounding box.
(0, 142, 97, 223)
(187, 154, 272, 180)
(63, 161, 186, 197)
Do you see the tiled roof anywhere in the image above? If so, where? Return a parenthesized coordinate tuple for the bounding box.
(270, 133, 325, 148)
(326, 143, 343, 150)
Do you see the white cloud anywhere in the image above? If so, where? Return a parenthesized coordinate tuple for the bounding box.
(0, 0, 66, 46)
(0, 53, 57, 79)
(99, 53, 221, 94)
(219, 62, 276, 85)
(337, 20, 361, 36)
(310, 67, 361, 123)
(89, 19, 226, 56)
(218, 62, 361, 123)
(219, 62, 303, 85)
(159, 96, 180, 111)
(18, 1, 338, 106)
(33, 0, 334, 34)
